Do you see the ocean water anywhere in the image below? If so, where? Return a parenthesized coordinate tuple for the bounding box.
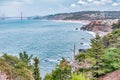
(0, 20, 93, 77)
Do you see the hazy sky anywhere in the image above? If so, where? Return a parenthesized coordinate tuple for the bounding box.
(0, 0, 120, 17)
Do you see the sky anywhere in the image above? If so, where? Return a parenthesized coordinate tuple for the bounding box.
(0, 0, 120, 17)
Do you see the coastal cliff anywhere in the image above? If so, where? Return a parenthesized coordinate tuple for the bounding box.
(80, 20, 117, 36)
(32, 11, 120, 20)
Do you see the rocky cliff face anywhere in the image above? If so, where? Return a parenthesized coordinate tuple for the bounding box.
(0, 72, 9, 80)
(80, 23, 94, 31)
(80, 20, 113, 33)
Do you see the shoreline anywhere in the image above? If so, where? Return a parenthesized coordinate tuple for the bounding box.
(97, 31, 112, 37)
(87, 30, 112, 38)
(51, 20, 91, 25)
(80, 20, 114, 37)
(53, 19, 112, 38)
(85, 30, 112, 38)
(85, 31, 96, 37)
(54, 20, 98, 37)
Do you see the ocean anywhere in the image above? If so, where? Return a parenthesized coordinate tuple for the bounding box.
(0, 20, 93, 77)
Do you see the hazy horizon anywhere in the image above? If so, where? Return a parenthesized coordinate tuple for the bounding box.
(0, 10, 120, 18)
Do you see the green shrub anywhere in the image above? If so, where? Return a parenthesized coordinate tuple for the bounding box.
(71, 73, 89, 80)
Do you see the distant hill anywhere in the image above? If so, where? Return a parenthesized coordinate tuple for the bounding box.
(32, 11, 120, 20)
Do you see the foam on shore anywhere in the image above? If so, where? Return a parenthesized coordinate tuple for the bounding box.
(52, 20, 90, 24)
(86, 31, 96, 37)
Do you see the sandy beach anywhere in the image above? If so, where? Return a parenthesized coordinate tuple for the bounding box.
(52, 20, 91, 24)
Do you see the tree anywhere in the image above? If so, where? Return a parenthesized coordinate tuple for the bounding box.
(104, 48, 120, 72)
(112, 19, 120, 29)
(87, 35, 105, 78)
(75, 52, 87, 62)
(44, 58, 71, 80)
(44, 73, 52, 80)
(102, 33, 118, 47)
(59, 58, 71, 80)
(19, 51, 33, 65)
(33, 57, 41, 80)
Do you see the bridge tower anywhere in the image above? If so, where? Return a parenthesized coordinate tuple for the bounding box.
(21, 12, 23, 20)
(2, 14, 5, 20)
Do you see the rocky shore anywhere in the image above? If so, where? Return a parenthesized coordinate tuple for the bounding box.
(80, 19, 118, 37)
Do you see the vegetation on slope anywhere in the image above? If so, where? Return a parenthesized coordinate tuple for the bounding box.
(44, 58, 71, 80)
(71, 73, 89, 80)
(0, 52, 41, 80)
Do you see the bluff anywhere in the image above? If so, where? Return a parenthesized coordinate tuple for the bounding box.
(33, 11, 120, 20)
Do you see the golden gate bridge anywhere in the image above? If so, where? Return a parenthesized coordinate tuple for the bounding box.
(0, 12, 30, 20)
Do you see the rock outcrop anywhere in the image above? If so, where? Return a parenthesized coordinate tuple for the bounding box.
(80, 20, 113, 33)
(0, 71, 9, 80)
(99, 70, 120, 80)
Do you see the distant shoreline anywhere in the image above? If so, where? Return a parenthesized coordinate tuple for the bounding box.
(51, 20, 91, 25)
(53, 19, 112, 37)
(51, 20, 98, 37)
(80, 20, 115, 37)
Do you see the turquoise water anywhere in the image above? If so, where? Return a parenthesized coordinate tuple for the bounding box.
(0, 20, 93, 77)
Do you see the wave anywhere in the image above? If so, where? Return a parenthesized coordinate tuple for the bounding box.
(86, 31, 96, 37)
(43, 58, 60, 63)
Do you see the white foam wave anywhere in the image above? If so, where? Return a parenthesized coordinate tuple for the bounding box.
(86, 31, 96, 37)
